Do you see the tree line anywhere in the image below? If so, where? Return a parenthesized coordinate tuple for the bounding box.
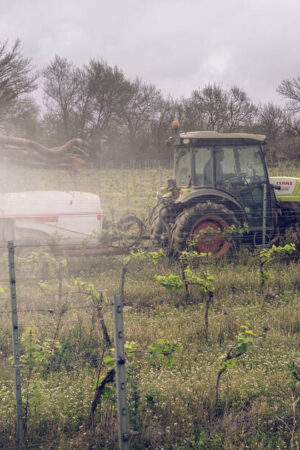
(1, 39, 300, 165)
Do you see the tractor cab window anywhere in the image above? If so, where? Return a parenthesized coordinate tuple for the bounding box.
(215, 147, 236, 183)
(175, 148, 192, 186)
(175, 144, 266, 188)
(235, 146, 266, 181)
(194, 148, 212, 185)
(194, 147, 236, 186)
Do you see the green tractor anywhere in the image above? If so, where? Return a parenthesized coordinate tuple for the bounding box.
(151, 126, 300, 256)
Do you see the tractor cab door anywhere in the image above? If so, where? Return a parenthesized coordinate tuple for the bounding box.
(175, 144, 274, 234)
(212, 145, 273, 232)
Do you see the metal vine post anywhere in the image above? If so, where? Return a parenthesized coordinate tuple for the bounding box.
(113, 294, 130, 450)
(8, 241, 25, 449)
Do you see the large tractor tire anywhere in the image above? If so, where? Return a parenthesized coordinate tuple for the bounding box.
(171, 201, 240, 256)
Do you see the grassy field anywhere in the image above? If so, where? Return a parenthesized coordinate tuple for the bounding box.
(0, 165, 300, 449)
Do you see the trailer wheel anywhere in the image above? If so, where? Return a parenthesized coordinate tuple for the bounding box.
(171, 202, 239, 256)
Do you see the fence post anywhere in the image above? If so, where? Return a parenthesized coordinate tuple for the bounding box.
(125, 174, 130, 208)
(262, 183, 267, 247)
(112, 294, 130, 450)
(8, 241, 24, 449)
(99, 171, 102, 198)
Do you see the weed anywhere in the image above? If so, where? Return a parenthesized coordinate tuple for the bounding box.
(215, 325, 256, 415)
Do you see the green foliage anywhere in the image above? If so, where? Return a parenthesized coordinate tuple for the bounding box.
(73, 277, 87, 291)
(95, 341, 139, 401)
(124, 248, 165, 266)
(93, 376, 115, 400)
(179, 249, 209, 263)
(187, 223, 249, 250)
(288, 361, 298, 373)
(103, 341, 138, 371)
(258, 243, 296, 286)
(155, 274, 184, 291)
(102, 354, 114, 372)
(221, 223, 250, 239)
(16, 248, 67, 279)
(18, 325, 61, 376)
(124, 248, 147, 266)
(288, 361, 300, 382)
(74, 278, 107, 304)
(184, 267, 214, 294)
(220, 325, 256, 371)
(124, 341, 138, 358)
(259, 243, 295, 263)
(38, 281, 52, 293)
(148, 338, 182, 367)
(215, 325, 256, 412)
(147, 249, 165, 264)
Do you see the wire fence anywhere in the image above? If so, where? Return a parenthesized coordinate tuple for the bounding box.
(97, 158, 173, 170)
(0, 241, 132, 449)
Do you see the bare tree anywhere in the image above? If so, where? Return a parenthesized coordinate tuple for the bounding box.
(255, 103, 287, 163)
(226, 86, 257, 131)
(257, 103, 286, 139)
(0, 39, 37, 122)
(120, 79, 162, 153)
(179, 96, 206, 131)
(42, 56, 82, 140)
(277, 77, 300, 114)
(84, 60, 131, 141)
(182, 84, 256, 132)
(0, 97, 40, 138)
(150, 96, 178, 152)
(42, 57, 132, 160)
(191, 84, 229, 131)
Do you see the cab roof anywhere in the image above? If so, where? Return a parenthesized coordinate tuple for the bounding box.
(179, 131, 266, 143)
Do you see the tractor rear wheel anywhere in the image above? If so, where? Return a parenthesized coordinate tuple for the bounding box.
(171, 201, 239, 256)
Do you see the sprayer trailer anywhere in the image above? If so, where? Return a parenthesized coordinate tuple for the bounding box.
(150, 125, 300, 256)
(0, 190, 145, 255)
(0, 191, 103, 254)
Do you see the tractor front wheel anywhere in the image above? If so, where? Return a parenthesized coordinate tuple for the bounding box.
(171, 202, 239, 256)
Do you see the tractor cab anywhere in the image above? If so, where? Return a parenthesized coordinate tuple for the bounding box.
(174, 132, 274, 233)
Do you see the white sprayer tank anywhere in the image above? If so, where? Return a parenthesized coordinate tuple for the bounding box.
(0, 191, 102, 247)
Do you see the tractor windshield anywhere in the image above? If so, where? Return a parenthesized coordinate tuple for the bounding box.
(175, 145, 267, 187)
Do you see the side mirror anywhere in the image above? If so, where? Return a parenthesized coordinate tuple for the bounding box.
(166, 136, 175, 147)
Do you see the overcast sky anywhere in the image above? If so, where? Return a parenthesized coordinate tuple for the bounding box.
(1, 0, 299, 105)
